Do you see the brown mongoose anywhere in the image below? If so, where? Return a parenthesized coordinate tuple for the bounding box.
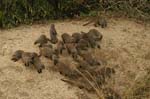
(61, 33, 75, 43)
(39, 47, 54, 60)
(72, 32, 82, 43)
(55, 41, 65, 55)
(88, 29, 103, 41)
(94, 18, 107, 28)
(34, 35, 50, 47)
(65, 43, 78, 60)
(32, 53, 45, 73)
(21, 52, 35, 67)
(50, 24, 58, 44)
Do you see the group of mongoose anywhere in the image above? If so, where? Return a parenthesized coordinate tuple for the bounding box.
(11, 24, 121, 99)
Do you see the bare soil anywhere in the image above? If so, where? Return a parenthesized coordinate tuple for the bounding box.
(0, 18, 150, 99)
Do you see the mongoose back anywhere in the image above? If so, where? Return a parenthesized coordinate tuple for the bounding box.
(88, 29, 103, 41)
(34, 35, 50, 47)
(83, 17, 107, 28)
(54, 61, 80, 79)
(76, 39, 89, 51)
(32, 53, 45, 73)
(52, 54, 59, 65)
(94, 18, 107, 28)
(61, 33, 75, 43)
(55, 41, 65, 55)
(65, 43, 78, 60)
(39, 47, 54, 60)
(21, 52, 35, 67)
(72, 33, 82, 43)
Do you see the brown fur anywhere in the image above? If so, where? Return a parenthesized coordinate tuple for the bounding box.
(94, 18, 107, 28)
(72, 32, 82, 43)
(34, 35, 50, 47)
(61, 33, 75, 43)
(39, 47, 54, 60)
(52, 54, 59, 65)
(11, 50, 24, 62)
(83, 17, 107, 28)
(81, 30, 102, 48)
(88, 29, 103, 41)
(50, 24, 58, 44)
(21, 52, 35, 67)
(76, 39, 89, 51)
(55, 41, 65, 55)
(54, 61, 80, 79)
(65, 43, 78, 60)
(32, 53, 45, 73)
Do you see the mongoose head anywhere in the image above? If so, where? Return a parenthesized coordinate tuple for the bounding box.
(51, 24, 55, 28)
(11, 50, 24, 62)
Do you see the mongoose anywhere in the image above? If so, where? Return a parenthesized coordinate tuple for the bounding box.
(65, 43, 78, 60)
(61, 33, 75, 43)
(39, 47, 54, 60)
(85, 37, 99, 48)
(94, 18, 107, 28)
(72, 32, 82, 43)
(55, 41, 65, 55)
(11, 50, 24, 62)
(32, 53, 45, 73)
(88, 29, 103, 41)
(83, 17, 107, 28)
(34, 35, 50, 47)
(50, 24, 58, 44)
(54, 61, 80, 79)
(81, 29, 102, 48)
(76, 39, 89, 51)
(52, 54, 59, 65)
(21, 52, 35, 67)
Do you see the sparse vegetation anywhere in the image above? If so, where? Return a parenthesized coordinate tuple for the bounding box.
(124, 69, 150, 99)
(0, 0, 150, 28)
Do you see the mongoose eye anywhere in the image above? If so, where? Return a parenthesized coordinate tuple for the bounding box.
(79, 66, 82, 68)
(59, 71, 62, 74)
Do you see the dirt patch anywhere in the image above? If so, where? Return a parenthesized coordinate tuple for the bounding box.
(0, 18, 150, 99)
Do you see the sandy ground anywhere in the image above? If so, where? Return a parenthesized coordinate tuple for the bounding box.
(0, 18, 150, 99)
